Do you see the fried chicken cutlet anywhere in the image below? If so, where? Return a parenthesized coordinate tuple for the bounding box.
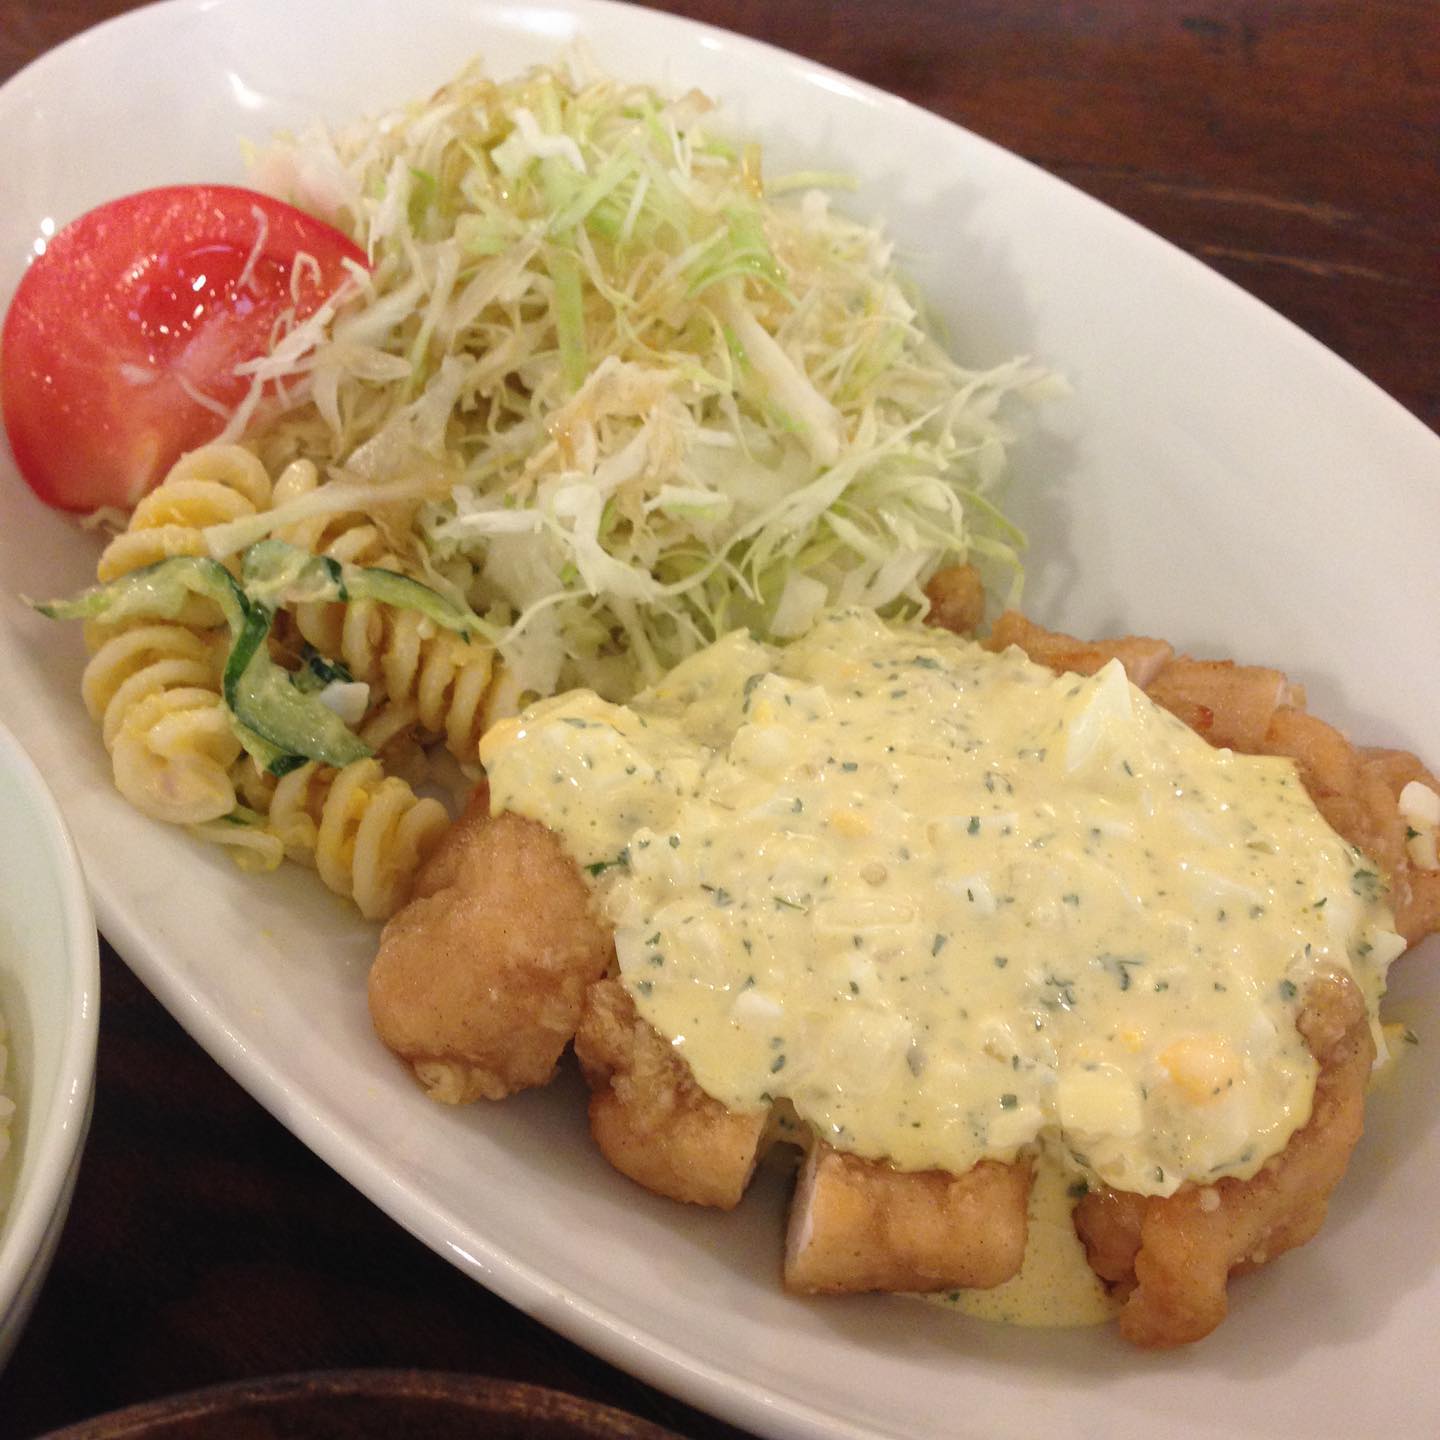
(1073, 971, 1373, 1347)
(371, 798, 1036, 1293)
(367, 570, 1439, 1340)
(983, 607, 1437, 1344)
(368, 797, 611, 1102)
(574, 975, 771, 1209)
(573, 975, 1033, 1290)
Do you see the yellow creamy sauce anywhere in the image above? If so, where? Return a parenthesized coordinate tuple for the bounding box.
(482, 611, 1398, 1205)
(932, 1148, 1119, 1327)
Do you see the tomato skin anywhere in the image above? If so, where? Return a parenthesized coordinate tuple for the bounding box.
(1, 185, 368, 512)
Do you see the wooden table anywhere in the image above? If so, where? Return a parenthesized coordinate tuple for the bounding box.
(1, 1, 1436, 1435)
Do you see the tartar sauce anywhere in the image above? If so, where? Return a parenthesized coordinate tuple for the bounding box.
(933, 1148, 1120, 1327)
(481, 611, 1401, 1199)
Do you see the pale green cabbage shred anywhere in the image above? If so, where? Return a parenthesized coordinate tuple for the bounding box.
(234, 57, 1048, 700)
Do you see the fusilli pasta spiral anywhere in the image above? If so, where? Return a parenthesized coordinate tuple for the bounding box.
(271, 458, 391, 564)
(275, 461, 496, 761)
(73, 442, 488, 917)
(267, 759, 450, 919)
(321, 609, 496, 762)
(97, 444, 272, 579)
(94, 444, 273, 630)
(81, 623, 240, 824)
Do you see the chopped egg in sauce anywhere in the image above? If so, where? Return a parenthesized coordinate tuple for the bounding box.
(482, 610, 1402, 1312)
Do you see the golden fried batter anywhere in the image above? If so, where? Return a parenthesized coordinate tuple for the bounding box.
(1074, 972, 1374, 1348)
(784, 1143, 1032, 1295)
(368, 789, 612, 1102)
(981, 607, 1175, 689)
(366, 594, 1437, 1346)
(921, 563, 987, 638)
(574, 977, 771, 1209)
(574, 976, 1034, 1281)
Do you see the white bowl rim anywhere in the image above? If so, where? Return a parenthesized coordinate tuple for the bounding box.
(0, 718, 99, 1314)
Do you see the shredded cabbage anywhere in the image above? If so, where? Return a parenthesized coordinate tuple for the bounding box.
(235, 56, 1051, 698)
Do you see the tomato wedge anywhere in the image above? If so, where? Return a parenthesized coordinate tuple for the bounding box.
(1, 185, 368, 512)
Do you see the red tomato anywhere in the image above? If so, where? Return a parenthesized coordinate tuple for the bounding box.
(1, 185, 368, 512)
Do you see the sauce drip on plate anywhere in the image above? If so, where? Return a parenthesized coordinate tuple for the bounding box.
(932, 1148, 1119, 1327)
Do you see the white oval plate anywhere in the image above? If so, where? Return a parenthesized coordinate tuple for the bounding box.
(2, 2, 1437, 1436)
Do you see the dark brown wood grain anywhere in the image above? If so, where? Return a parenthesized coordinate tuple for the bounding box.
(0, 1, 1435, 1437)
